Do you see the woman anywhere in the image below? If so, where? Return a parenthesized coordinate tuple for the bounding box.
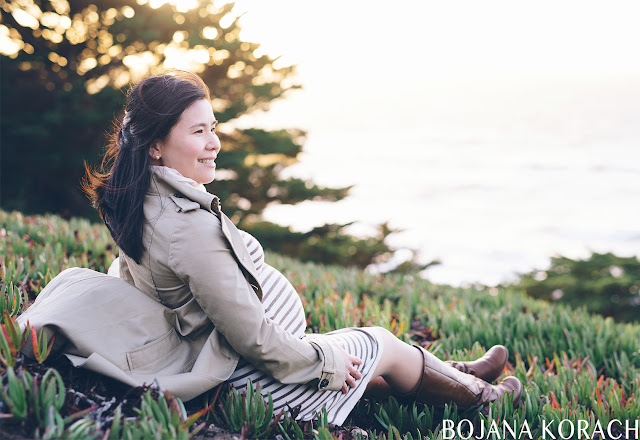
(65, 71, 520, 425)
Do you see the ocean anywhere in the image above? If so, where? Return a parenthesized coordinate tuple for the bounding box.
(242, 74, 640, 286)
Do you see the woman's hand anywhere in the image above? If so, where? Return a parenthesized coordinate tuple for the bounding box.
(334, 343, 363, 394)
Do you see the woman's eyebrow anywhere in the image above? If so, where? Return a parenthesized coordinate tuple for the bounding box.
(189, 120, 218, 129)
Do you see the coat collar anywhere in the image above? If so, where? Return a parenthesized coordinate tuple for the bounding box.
(148, 167, 221, 214)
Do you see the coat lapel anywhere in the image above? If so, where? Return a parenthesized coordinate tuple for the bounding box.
(219, 212, 263, 301)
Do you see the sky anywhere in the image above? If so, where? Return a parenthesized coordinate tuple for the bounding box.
(228, 0, 640, 146)
(232, 0, 640, 109)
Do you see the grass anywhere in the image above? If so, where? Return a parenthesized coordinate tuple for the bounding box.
(1, 208, 640, 439)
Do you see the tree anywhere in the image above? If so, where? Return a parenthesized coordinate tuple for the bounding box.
(514, 252, 640, 322)
(1, 0, 426, 269)
(1, 0, 321, 216)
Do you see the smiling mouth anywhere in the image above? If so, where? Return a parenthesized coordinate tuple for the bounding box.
(198, 159, 215, 164)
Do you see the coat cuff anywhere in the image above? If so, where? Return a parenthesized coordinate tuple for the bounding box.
(308, 339, 346, 391)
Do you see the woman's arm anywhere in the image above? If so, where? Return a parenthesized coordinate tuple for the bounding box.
(169, 211, 347, 391)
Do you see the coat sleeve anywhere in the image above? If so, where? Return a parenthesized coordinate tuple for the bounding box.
(168, 212, 346, 391)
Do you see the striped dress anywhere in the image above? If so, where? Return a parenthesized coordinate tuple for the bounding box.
(226, 231, 384, 425)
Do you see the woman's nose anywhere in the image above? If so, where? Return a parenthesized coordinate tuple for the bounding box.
(207, 133, 221, 153)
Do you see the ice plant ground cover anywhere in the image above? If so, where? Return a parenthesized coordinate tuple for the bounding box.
(0, 209, 639, 439)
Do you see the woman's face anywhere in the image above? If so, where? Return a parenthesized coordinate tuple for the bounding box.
(150, 99, 220, 184)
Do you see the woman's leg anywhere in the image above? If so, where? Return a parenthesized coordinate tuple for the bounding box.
(367, 327, 522, 409)
(365, 337, 509, 398)
(370, 327, 424, 393)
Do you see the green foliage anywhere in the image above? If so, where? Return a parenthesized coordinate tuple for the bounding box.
(1, 210, 640, 439)
(0, 282, 25, 317)
(130, 390, 207, 439)
(0, 384, 208, 440)
(277, 415, 305, 440)
(211, 380, 279, 438)
(30, 326, 56, 364)
(246, 220, 438, 271)
(0, 367, 67, 438)
(0, 367, 28, 419)
(374, 397, 436, 438)
(83, 391, 209, 440)
(0, 211, 117, 293)
(514, 252, 640, 322)
(0, 310, 30, 368)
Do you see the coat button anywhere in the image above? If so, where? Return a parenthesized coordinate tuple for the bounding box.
(319, 379, 329, 389)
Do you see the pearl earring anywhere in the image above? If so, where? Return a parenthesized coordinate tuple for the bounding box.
(156, 156, 160, 159)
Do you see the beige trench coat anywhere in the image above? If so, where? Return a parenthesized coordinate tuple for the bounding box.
(18, 167, 345, 401)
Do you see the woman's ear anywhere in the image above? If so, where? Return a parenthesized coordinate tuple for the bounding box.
(149, 141, 162, 161)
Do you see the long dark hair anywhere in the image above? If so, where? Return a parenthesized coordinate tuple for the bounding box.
(83, 71, 210, 264)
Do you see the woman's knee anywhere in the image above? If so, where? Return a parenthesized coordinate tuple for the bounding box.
(369, 326, 401, 358)
(370, 326, 394, 343)
(370, 326, 404, 378)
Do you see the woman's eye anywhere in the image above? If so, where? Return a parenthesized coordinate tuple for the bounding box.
(195, 129, 203, 134)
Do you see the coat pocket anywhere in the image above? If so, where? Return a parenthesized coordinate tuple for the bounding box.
(126, 328, 182, 371)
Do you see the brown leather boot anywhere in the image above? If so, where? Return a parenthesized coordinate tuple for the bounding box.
(363, 345, 509, 400)
(363, 376, 394, 400)
(445, 345, 508, 383)
(409, 345, 522, 411)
